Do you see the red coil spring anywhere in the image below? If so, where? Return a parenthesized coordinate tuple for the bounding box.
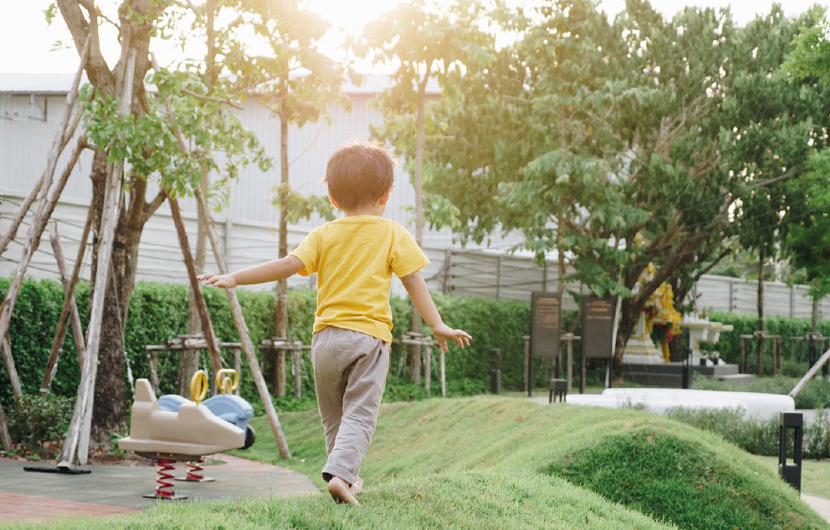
(154, 459, 177, 498)
(185, 458, 205, 481)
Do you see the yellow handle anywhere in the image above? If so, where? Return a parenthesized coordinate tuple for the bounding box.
(216, 369, 239, 395)
(190, 370, 208, 405)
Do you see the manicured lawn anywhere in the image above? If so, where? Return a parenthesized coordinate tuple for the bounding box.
(8, 396, 828, 529)
(752, 455, 830, 499)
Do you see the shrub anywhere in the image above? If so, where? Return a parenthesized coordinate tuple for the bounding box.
(666, 407, 830, 459)
(6, 394, 74, 447)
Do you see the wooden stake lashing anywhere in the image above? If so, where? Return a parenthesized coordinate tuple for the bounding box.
(42, 208, 93, 390)
(59, 51, 136, 468)
(168, 197, 224, 391)
(194, 189, 291, 459)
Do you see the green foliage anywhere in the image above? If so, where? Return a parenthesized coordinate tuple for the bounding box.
(694, 311, 830, 376)
(667, 407, 830, 461)
(6, 394, 74, 447)
(270, 183, 334, 224)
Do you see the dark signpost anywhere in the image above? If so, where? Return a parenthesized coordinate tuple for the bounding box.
(528, 292, 562, 397)
(580, 295, 617, 393)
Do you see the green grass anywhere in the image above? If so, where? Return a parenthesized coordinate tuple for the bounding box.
(752, 455, 830, 499)
(9, 397, 829, 529)
(8, 471, 676, 530)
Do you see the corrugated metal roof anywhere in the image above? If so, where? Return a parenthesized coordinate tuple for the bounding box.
(0, 73, 89, 94)
(0, 72, 441, 96)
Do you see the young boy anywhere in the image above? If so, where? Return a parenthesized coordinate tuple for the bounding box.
(199, 142, 471, 505)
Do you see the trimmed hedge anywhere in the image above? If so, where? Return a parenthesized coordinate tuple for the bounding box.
(0, 279, 545, 408)
(702, 311, 830, 375)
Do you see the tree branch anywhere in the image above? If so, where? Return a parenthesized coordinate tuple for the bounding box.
(143, 189, 167, 223)
(181, 87, 243, 110)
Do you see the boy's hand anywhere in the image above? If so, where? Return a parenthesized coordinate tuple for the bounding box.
(432, 323, 471, 352)
(197, 272, 237, 289)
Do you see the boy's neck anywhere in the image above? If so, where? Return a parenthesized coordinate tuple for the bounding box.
(342, 203, 386, 217)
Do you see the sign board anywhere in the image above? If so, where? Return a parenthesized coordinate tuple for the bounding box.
(531, 292, 561, 359)
(581, 295, 617, 359)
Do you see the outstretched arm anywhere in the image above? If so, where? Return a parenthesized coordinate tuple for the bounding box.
(400, 271, 471, 352)
(198, 255, 305, 288)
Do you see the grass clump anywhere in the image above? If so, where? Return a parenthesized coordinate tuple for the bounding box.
(548, 426, 815, 530)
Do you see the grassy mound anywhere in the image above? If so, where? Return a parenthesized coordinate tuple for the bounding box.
(238, 396, 826, 530)
(11, 397, 827, 529)
(548, 427, 817, 529)
(10, 471, 675, 530)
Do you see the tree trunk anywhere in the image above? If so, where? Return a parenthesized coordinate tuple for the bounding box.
(757, 249, 765, 375)
(179, 1, 216, 395)
(178, 174, 208, 395)
(274, 81, 289, 397)
(89, 155, 146, 448)
(613, 297, 641, 370)
(409, 79, 428, 384)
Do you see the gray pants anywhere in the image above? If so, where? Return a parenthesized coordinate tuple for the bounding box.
(311, 326, 389, 485)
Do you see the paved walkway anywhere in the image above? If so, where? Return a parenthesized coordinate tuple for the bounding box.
(0, 455, 319, 524)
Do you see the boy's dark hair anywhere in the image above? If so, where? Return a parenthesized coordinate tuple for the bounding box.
(325, 142, 395, 210)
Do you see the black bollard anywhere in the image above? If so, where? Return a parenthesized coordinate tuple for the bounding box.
(489, 348, 501, 394)
(779, 412, 804, 492)
(681, 343, 691, 390)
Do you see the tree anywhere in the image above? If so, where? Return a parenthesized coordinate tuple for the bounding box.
(220, 0, 344, 396)
(52, 0, 268, 447)
(720, 6, 830, 349)
(426, 0, 746, 368)
(782, 8, 830, 335)
(362, 0, 493, 382)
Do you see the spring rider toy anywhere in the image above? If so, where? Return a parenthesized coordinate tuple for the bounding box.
(118, 369, 254, 499)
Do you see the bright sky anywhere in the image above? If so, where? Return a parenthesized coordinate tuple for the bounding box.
(0, 0, 824, 74)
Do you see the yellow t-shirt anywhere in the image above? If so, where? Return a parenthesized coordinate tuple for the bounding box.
(289, 215, 429, 343)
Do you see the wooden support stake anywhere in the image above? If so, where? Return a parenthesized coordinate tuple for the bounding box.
(168, 197, 223, 391)
(522, 335, 530, 393)
(567, 338, 574, 392)
(757, 335, 764, 377)
(195, 188, 291, 458)
(276, 349, 286, 398)
(1, 334, 21, 398)
(234, 348, 241, 396)
(49, 224, 87, 364)
(59, 51, 135, 468)
(791, 346, 830, 398)
(440, 349, 446, 397)
(0, 398, 11, 451)
(293, 351, 301, 398)
(741, 337, 746, 374)
(424, 344, 431, 394)
(149, 351, 160, 395)
(42, 208, 92, 390)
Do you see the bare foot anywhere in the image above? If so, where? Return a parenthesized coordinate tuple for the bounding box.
(350, 477, 364, 496)
(328, 477, 360, 506)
